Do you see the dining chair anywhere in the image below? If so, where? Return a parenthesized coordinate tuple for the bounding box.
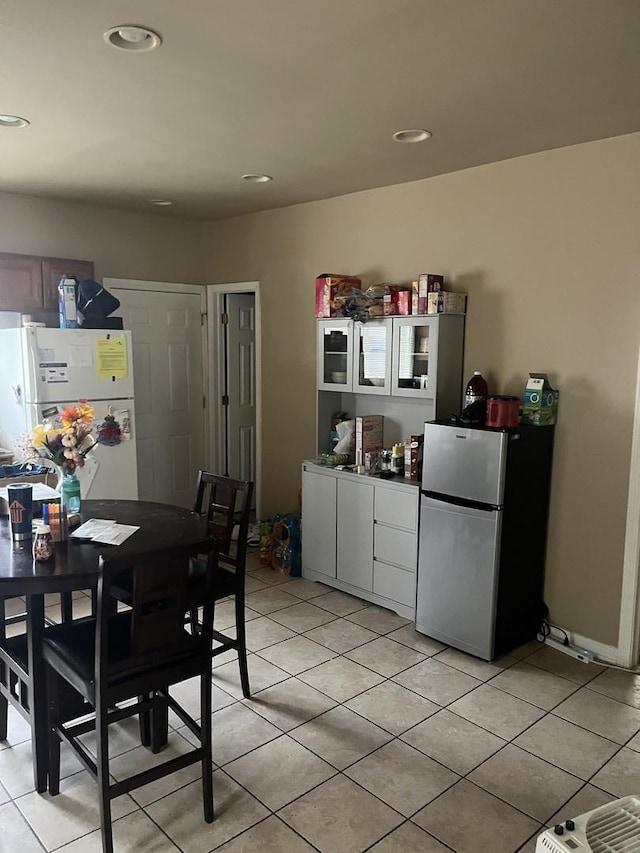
(190, 470, 254, 698)
(43, 538, 219, 853)
(0, 595, 23, 740)
(0, 592, 74, 743)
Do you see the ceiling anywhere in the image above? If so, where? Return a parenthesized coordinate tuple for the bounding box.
(1, 0, 639, 220)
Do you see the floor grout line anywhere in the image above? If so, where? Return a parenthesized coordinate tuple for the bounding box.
(3, 571, 639, 853)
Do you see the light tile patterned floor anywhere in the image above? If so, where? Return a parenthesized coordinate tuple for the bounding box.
(2, 554, 639, 852)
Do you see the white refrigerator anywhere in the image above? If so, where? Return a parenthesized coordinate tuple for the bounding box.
(0, 328, 138, 500)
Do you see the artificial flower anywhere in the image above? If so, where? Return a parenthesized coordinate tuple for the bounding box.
(22, 400, 96, 474)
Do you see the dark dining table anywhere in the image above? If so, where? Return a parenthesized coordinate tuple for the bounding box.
(0, 499, 207, 793)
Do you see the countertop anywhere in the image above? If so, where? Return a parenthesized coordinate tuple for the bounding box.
(302, 459, 421, 492)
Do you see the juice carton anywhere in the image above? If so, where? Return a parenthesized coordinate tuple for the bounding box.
(58, 277, 79, 328)
(521, 373, 559, 425)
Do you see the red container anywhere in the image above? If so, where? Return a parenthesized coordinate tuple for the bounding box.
(486, 396, 520, 428)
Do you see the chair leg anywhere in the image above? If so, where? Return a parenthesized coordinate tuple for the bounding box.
(189, 608, 201, 636)
(150, 691, 169, 754)
(235, 596, 251, 699)
(47, 669, 61, 796)
(139, 693, 152, 748)
(0, 694, 7, 742)
(60, 592, 73, 623)
(200, 667, 214, 823)
(96, 704, 114, 853)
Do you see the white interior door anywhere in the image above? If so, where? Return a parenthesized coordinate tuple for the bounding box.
(225, 293, 256, 488)
(108, 284, 205, 508)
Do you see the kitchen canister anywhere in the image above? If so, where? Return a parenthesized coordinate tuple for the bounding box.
(486, 396, 520, 429)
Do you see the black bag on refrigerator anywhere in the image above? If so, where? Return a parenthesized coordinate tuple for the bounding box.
(77, 280, 122, 329)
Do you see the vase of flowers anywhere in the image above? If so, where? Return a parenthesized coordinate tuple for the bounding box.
(24, 400, 96, 511)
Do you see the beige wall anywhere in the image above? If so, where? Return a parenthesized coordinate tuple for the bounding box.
(0, 190, 204, 283)
(202, 132, 640, 646)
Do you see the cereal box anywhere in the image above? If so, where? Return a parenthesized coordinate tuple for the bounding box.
(427, 292, 467, 315)
(383, 287, 411, 316)
(315, 273, 362, 318)
(412, 274, 444, 314)
(354, 415, 384, 467)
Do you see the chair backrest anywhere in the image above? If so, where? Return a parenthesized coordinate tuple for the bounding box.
(193, 471, 253, 574)
(94, 538, 218, 681)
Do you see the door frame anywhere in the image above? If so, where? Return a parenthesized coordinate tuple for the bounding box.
(617, 341, 640, 668)
(102, 276, 211, 473)
(207, 281, 261, 520)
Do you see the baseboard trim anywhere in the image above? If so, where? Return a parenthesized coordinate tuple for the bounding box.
(568, 629, 618, 665)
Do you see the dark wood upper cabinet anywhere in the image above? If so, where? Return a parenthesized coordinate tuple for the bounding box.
(0, 252, 94, 314)
(41, 257, 95, 310)
(0, 253, 44, 312)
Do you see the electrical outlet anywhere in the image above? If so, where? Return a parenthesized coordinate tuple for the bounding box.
(544, 636, 594, 663)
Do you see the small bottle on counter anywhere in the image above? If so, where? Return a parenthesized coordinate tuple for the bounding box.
(464, 371, 489, 407)
(33, 525, 54, 562)
(379, 449, 392, 471)
(391, 444, 404, 476)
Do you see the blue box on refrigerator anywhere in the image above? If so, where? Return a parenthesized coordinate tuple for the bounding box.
(58, 278, 79, 328)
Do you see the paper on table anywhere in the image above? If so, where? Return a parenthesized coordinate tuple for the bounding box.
(71, 519, 116, 539)
(91, 524, 139, 546)
(71, 519, 139, 545)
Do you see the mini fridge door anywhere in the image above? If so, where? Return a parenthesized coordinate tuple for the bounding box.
(416, 495, 502, 660)
(422, 422, 508, 506)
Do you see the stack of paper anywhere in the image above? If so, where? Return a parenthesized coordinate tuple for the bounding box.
(71, 519, 139, 546)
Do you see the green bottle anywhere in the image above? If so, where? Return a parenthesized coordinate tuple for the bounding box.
(61, 472, 81, 514)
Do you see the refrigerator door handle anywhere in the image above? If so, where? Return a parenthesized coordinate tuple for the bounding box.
(421, 490, 502, 513)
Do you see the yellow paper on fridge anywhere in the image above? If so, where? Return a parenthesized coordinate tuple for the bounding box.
(95, 336, 128, 379)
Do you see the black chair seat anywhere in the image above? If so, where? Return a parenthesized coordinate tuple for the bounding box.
(189, 559, 238, 599)
(42, 614, 201, 700)
(0, 632, 28, 671)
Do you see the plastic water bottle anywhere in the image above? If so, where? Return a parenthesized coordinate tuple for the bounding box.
(464, 371, 489, 407)
(61, 472, 82, 514)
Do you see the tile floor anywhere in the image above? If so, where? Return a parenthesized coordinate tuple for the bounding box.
(2, 554, 640, 851)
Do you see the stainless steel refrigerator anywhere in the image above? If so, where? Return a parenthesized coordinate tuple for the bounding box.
(416, 420, 554, 660)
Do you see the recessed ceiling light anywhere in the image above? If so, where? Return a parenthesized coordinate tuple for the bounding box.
(241, 174, 273, 183)
(150, 199, 173, 206)
(104, 25, 162, 52)
(392, 129, 432, 143)
(0, 115, 29, 128)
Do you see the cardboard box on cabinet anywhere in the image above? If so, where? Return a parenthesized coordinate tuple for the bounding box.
(315, 274, 362, 318)
(412, 274, 444, 314)
(404, 435, 424, 481)
(354, 415, 384, 467)
(427, 292, 467, 315)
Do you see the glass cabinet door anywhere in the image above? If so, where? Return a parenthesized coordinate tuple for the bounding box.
(317, 320, 353, 390)
(391, 317, 438, 397)
(353, 319, 392, 395)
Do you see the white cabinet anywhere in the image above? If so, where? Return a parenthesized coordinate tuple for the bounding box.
(317, 315, 463, 402)
(337, 478, 374, 590)
(301, 462, 419, 619)
(373, 487, 418, 611)
(317, 318, 392, 394)
(317, 320, 353, 392)
(301, 467, 337, 579)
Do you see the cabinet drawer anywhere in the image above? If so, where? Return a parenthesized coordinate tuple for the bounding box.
(373, 562, 416, 607)
(374, 524, 417, 571)
(374, 487, 418, 531)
